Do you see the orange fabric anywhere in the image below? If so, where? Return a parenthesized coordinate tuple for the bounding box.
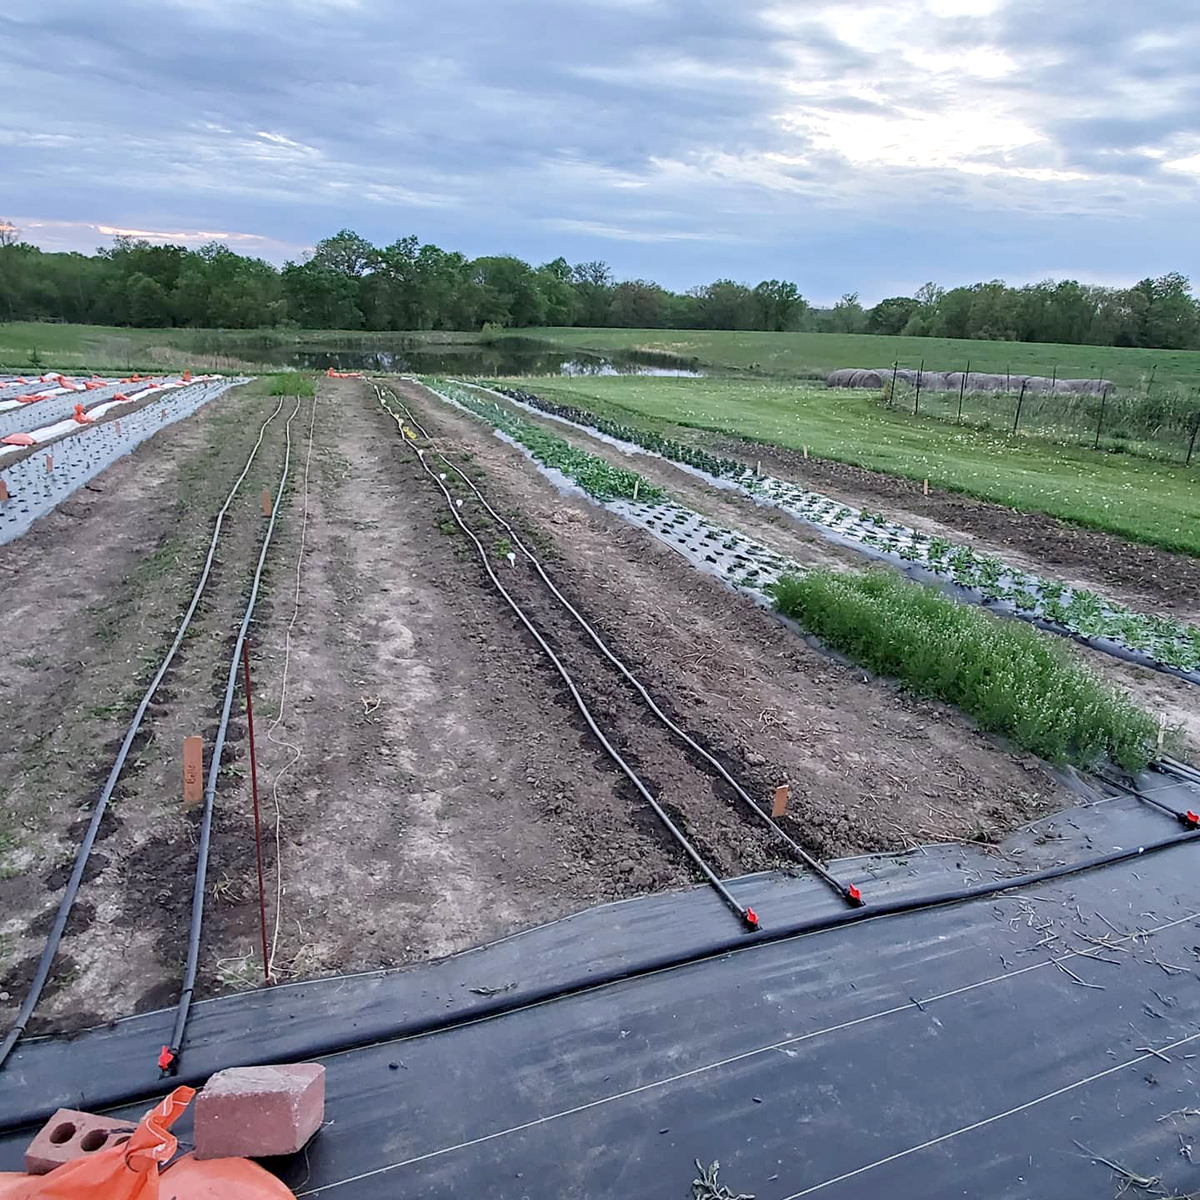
(0, 1089, 295, 1200)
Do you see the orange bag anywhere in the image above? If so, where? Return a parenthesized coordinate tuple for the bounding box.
(0, 1087, 294, 1199)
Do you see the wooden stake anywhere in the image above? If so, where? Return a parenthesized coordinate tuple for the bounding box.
(44, 454, 53, 473)
(923, 478, 929, 496)
(633, 479, 639, 501)
(772, 784, 789, 819)
(803, 445, 809, 459)
(0, 480, 8, 503)
(262, 488, 272, 517)
(182, 736, 203, 807)
(115, 420, 122, 434)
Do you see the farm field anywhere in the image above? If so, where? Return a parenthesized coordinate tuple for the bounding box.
(1, 364, 1197, 1092)
(514, 325, 1200, 390)
(502, 375, 1200, 556)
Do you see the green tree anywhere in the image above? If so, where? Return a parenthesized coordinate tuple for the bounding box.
(753, 280, 806, 331)
(128, 273, 172, 327)
(866, 296, 919, 335)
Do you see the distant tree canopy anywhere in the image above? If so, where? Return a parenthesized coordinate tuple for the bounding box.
(0, 221, 1197, 349)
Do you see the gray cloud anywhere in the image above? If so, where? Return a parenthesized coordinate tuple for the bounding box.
(2, 0, 1198, 303)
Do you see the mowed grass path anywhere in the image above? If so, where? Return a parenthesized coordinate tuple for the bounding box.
(507, 376, 1200, 556)
(517, 327, 1200, 391)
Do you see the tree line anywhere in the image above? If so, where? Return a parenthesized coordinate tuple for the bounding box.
(1, 221, 1197, 349)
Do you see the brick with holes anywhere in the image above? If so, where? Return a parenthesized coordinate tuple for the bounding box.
(25, 1109, 138, 1175)
(194, 1063, 325, 1160)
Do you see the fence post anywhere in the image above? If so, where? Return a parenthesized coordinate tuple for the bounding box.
(1187, 402, 1200, 466)
(1011, 380, 1026, 435)
(957, 359, 969, 422)
(913, 358, 924, 416)
(1050, 363, 1057, 390)
(1094, 386, 1108, 451)
(890, 360, 899, 407)
(1146, 363, 1157, 400)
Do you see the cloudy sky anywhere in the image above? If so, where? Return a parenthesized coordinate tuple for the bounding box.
(4, 0, 1198, 303)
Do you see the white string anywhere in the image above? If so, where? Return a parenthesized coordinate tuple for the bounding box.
(297, 908, 1200, 1195)
(266, 390, 317, 980)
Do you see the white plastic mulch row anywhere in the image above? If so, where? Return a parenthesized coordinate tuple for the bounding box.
(0, 377, 176, 440)
(0, 377, 248, 546)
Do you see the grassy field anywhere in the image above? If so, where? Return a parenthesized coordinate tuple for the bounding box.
(514, 327, 1200, 391)
(503, 376, 1200, 556)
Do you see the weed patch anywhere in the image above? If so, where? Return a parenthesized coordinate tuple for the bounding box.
(768, 569, 1160, 770)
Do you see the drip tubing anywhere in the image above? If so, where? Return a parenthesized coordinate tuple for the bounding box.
(373, 383, 756, 931)
(0, 395, 287, 1072)
(160, 397, 302, 1075)
(382, 381, 861, 906)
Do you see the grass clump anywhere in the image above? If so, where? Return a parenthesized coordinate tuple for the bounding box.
(269, 371, 316, 397)
(769, 568, 1159, 770)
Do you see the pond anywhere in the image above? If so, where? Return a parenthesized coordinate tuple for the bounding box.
(256, 337, 705, 377)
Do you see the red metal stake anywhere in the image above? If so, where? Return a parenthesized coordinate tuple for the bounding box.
(241, 641, 271, 985)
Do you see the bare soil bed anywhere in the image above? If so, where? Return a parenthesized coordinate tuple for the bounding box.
(0, 380, 300, 1030)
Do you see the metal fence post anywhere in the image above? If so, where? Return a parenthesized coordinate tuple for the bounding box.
(1012, 380, 1026, 435)
(914, 358, 923, 416)
(1146, 363, 1157, 400)
(890, 360, 899, 407)
(1188, 402, 1200, 466)
(957, 359, 969, 422)
(1094, 386, 1108, 451)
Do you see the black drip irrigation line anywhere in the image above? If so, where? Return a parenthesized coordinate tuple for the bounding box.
(1098, 771, 1200, 829)
(0, 396, 289, 1074)
(8, 821, 1198, 1133)
(373, 384, 758, 932)
(160, 396, 304, 1077)
(382, 381, 862, 908)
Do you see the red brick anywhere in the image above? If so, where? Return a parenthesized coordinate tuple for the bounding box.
(194, 1062, 325, 1160)
(25, 1108, 138, 1175)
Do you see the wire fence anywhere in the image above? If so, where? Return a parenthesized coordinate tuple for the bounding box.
(882, 362, 1200, 465)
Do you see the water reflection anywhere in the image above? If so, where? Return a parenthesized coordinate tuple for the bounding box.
(258, 339, 704, 377)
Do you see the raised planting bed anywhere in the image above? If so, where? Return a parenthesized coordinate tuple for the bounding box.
(487, 384, 1200, 684)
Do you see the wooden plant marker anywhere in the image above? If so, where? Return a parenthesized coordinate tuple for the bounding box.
(923, 478, 929, 495)
(803, 445, 808, 459)
(115, 420, 122, 434)
(0, 480, 8, 503)
(183, 736, 203, 807)
(262, 488, 272, 517)
(44, 454, 53, 473)
(772, 784, 789, 819)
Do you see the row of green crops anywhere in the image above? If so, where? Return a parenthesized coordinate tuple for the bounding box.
(769, 570, 1159, 771)
(424, 379, 662, 502)
(493, 384, 1200, 675)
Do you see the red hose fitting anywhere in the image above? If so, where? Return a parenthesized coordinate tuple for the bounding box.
(158, 1046, 176, 1074)
(845, 884, 864, 907)
(1181, 811, 1199, 830)
(743, 906, 760, 931)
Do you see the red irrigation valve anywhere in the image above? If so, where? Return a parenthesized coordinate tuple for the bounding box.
(158, 1045, 176, 1074)
(743, 906, 760, 931)
(1181, 811, 1200, 830)
(844, 884, 864, 907)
